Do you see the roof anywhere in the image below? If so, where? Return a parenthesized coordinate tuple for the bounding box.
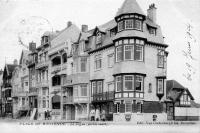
(166, 80, 194, 102)
(3, 64, 18, 78)
(116, 0, 145, 17)
(19, 50, 30, 65)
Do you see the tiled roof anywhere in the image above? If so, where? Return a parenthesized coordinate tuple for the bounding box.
(6, 64, 18, 76)
(116, 0, 145, 17)
(166, 80, 194, 102)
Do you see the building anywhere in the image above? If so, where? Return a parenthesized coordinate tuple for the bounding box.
(48, 22, 81, 120)
(27, 42, 38, 119)
(166, 80, 199, 121)
(87, 0, 169, 122)
(1, 60, 18, 117)
(12, 50, 30, 118)
(35, 31, 58, 120)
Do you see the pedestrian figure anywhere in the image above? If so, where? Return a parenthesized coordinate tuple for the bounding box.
(101, 109, 106, 121)
(90, 107, 95, 121)
(44, 111, 47, 120)
(95, 106, 100, 121)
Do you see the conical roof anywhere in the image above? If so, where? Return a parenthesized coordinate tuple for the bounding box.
(116, 0, 145, 17)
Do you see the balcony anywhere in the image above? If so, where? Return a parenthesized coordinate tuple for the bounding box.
(63, 96, 73, 104)
(19, 105, 30, 111)
(51, 65, 61, 74)
(28, 87, 38, 96)
(36, 80, 49, 88)
(36, 61, 49, 69)
(51, 86, 61, 94)
(92, 91, 114, 102)
(12, 91, 28, 98)
(74, 97, 89, 103)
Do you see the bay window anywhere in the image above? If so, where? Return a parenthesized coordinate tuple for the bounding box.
(124, 75, 134, 91)
(118, 21, 124, 32)
(115, 38, 144, 62)
(116, 46, 123, 62)
(125, 19, 134, 29)
(135, 75, 143, 91)
(124, 45, 133, 60)
(116, 76, 122, 92)
(157, 78, 164, 94)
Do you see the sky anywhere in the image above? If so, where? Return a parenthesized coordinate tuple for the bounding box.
(0, 0, 200, 102)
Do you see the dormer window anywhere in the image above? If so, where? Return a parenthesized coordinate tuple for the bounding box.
(148, 27, 156, 35)
(96, 32, 102, 48)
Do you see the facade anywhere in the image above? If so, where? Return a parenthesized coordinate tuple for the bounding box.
(1, 60, 18, 117)
(27, 42, 38, 119)
(88, 0, 169, 122)
(48, 22, 81, 120)
(12, 50, 30, 118)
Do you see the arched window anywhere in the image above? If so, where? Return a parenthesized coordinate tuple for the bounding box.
(52, 56, 61, 66)
(62, 53, 67, 63)
(52, 95, 60, 109)
(52, 75, 61, 86)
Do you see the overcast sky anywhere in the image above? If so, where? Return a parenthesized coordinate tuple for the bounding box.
(0, 0, 200, 102)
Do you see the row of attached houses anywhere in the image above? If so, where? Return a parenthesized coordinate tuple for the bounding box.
(0, 0, 199, 122)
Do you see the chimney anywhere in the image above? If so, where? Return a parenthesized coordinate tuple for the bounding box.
(67, 21, 72, 28)
(13, 59, 18, 65)
(81, 25, 88, 32)
(29, 41, 36, 52)
(147, 3, 157, 23)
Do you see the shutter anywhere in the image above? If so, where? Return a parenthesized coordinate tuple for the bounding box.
(120, 104, 125, 113)
(132, 101, 137, 113)
(113, 104, 117, 113)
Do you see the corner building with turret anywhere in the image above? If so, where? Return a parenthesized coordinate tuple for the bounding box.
(88, 0, 169, 122)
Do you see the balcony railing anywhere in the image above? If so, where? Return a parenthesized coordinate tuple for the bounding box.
(51, 65, 61, 73)
(63, 96, 73, 104)
(36, 80, 49, 87)
(74, 97, 89, 103)
(19, 105, 30, 110)
(12, 91, 28, 97)
(36, 61, 49, 69)
(92, 91, 114, 102)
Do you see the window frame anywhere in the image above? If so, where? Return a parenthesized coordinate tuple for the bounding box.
(108, 53, 114, 68)
(116, 76, 122, 92)
(80, 84, 87, 97)
(135, 75, 144, 92)
(116, 46, 123, 62)
(124, 45, 134, 60)
(94, 54, 102, 70)
(157, 49, 165, 68)
(123, 75, 134, 91)
(157, 78, 164, 94)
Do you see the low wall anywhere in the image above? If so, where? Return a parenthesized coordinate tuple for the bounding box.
(113, 113, 167, 123)
(175, 107, 200, 121)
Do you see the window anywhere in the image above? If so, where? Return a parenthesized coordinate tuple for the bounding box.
(42, 89, 46, 95)
(74, 86, 78, 96)
(148, 83, 152, 93)
(52, 56, 61, 66)
(118, 21, 124, 32)
(136, 102, 142, 113)
(158, 50, 165, 68)
(43, 98, 46, 108)
(108, 54, 114, 67)
(157, 79, 164, 94)
(22, 98, 25, 105)
(80, 57, 87, 72)
(124, 45, 133, 60)
(116, 46, 123, 62)
(80, 84, 87, 96)
(25, 82, 28, 86)
(96, 32, 102, 45)
(180, 91, 190, 105)
(62, 53, 67, 63)
(135, 45, 143, 61)
(125, 19, 134, 29)
(124, 75, 134, 91)
(149, 27, 156, 35)
(52, 75, 61, 86)
(92, 82, 96, 95)
(97, 81, 103, 94)
(116, 76, 122, 92)
(94, 54, 102, 70)
(135, 75, 143, 91)
(134, 20, 142, 30)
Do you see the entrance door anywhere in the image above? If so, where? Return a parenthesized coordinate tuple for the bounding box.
(167, 104, 174, 120)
